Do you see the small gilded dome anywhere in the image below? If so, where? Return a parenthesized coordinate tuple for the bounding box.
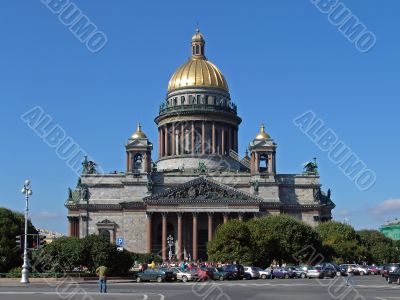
(167, 29, 229, 93)
(255, 124, 271, 140)
(130, 122, 147, 139)
(192, 29, 205, 43)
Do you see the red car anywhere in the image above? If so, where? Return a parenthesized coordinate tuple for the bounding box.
(367, 266, 378, 275)
(196, 267, 212, 281)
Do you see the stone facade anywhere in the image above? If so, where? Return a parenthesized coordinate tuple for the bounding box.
(65, 29, 335, 261)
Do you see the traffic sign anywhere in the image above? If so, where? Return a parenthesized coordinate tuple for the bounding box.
(116, 237, 124, 246)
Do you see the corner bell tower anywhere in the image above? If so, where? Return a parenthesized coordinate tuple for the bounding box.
(126, 123, 153, 174)
(249, 124, 277, 175)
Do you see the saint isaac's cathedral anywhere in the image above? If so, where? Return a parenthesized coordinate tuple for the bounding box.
(65, 29, 335, 260)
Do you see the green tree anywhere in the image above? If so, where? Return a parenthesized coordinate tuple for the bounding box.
(0, 207, 37, 273)
(316, 221, 366, 264)
(248, 215, 322, 267)
(32, 237, 83, 273)
(207, 220, 254, 265)
(33, 235, 134, 275)
(358, 230, 398, 264)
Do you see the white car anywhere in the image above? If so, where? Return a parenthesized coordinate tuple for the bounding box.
(354, 265, 368, 276)
(254, 267, 270, 279)
(172, 268, 199, 282)
(244, 266, 260, 280)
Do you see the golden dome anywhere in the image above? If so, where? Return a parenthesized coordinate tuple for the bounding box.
(255, 124, 271, 140)
(168, 59, 229, 93)
(130, 122, 147, 139)
(167, 29, 229, 93)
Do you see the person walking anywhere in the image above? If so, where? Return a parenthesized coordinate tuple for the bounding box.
(346, 265, 354, 286)
(96, 265, 108, 293)
(269, 264, 274, 280)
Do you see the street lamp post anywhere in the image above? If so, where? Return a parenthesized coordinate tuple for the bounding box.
(167, 235, 174, 262)
(20, 180, 32, 284)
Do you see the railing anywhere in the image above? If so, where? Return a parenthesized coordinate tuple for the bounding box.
(229, 149, 250, 170)
(159, 104, 237, 116)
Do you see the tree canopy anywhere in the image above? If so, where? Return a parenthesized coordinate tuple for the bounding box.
(207, 220, 254, 265)
(0, 207, 37, 273)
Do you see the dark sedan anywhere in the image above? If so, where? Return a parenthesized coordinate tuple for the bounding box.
(273, 268, 297, 279)
(136, 268, 174, 283)
(221, 264, 245, 280)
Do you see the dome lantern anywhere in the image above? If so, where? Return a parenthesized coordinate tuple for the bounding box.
(191, 28, 205, 58)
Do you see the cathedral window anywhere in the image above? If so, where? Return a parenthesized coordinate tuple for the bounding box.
(181, 96, 185, 105)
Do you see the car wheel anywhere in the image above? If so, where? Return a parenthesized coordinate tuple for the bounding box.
(371, 272, 375, 275)
(219, 276, 225, 281)
(301, 273, 306, 279)
(261, 274, 267, 280)
(397, 278, 400, 285)
(182, 276, 188, 283)
(157, 276, 163, 283)
(388, 278, 392, 284)
(136, 277, 141, 283)
(284, 274, 289, 279)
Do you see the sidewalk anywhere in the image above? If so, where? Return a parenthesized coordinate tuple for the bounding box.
(0, 277, 135, 284)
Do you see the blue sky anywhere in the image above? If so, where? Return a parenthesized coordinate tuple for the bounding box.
(0, 1, 398, 233)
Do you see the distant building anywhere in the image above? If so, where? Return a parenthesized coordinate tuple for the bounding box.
(380, 220, 400, 240)
(37, 228, 64, 244)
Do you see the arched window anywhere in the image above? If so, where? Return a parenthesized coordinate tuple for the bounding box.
(195, 45, 200, 54)
(181, 96, 185, 105)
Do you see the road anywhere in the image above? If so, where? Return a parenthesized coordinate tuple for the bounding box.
(0, 275, 399, 300)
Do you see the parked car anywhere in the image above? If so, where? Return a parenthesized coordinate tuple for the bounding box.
(172, 267, 199, 282)
(221, 264, 245, 280)
(254, 267, 271, 280)
(244, 266, 260, 280)
(320, 262, 345, 277)
(196, 267, 212, 281)
(382, 263, 400, 280)
(207, 267, 232, 281)
(286, 266, 307, 279)
(273, 268, 296, 279)
(387, 268, 400, 284)
(307, 265, 336, 279)
(136, 268, 174, 283)
(339, 264, 360, 276)
(354, 265, 368, 276)
(367, 266, 379, 275)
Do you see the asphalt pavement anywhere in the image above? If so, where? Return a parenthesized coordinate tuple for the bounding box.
(0, 275, 398, 300)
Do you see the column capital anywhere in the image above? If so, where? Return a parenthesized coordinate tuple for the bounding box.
(192, 212, 199, 217)
(146, 212, 153, 218)
(176, 212, 183, 218)
(161, 212, 168, 218)
(207, 212, 214, 217)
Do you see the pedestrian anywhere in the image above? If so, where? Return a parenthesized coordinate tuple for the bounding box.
(346, 265, 354, 286)
(269, 264, 274, 280)
(96, 265, 108, 293)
